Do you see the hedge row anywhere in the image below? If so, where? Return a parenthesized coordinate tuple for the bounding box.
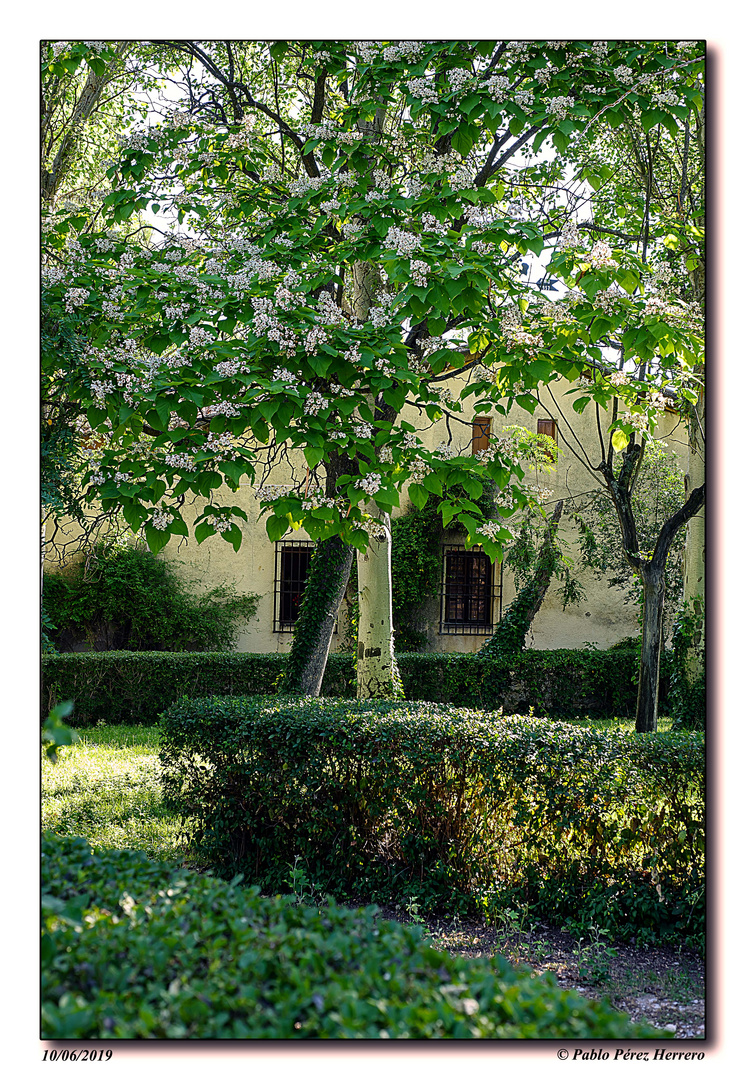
(42, 834, 659, 1039)
(160, 696, 704, 949)
(42, 647, 666, 726)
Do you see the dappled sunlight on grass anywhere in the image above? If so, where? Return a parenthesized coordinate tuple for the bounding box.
(42, 725, 187, 863)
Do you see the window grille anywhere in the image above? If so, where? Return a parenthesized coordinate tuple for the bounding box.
(439, 545, 503, 635)
(273, 541, 315, 632)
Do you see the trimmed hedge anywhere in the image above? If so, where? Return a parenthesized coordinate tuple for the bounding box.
(42, 834, 659, 1039)
(42, 647, 667, 726)
(160, 696, 704, 949)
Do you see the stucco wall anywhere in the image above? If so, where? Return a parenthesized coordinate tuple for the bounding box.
(156, 378, 689, 654)
(45, 376, 689, 655)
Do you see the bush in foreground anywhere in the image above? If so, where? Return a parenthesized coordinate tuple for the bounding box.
(160, 696, 704, 949)
(42, 834, 659, 1040)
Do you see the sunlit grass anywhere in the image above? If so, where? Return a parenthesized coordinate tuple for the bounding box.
(42, 724, 187, 863)
(562, 715, 673, 734)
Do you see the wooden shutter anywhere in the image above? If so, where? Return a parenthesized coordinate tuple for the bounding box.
(472, 416, 492, 454)
(537, 418, 556, 441)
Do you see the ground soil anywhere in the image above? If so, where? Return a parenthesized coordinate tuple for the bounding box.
(371, 904, 705, 1039)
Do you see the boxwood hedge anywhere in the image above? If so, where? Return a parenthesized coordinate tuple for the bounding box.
(159, 696, 704, 949)
(42, 647, 665, 727)
(42, 834, 660, 1040)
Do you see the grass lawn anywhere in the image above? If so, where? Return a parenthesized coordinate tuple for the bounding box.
(41, 724, 186, 863)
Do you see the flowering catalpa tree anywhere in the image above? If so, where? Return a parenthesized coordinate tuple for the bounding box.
(41, 39, 704, 704)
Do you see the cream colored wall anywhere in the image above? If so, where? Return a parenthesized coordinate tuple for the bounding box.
(45, 375, 689, 655)
(157, 378, 689, 654)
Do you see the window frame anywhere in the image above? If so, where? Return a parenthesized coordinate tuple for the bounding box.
(439, 544, 503, 635)
(273, 540, 315, 633)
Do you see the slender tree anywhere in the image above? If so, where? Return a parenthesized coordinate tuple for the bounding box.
(41, 40, 704, 713)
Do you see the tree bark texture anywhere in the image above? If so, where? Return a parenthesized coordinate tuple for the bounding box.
(283, 535, 354, 696)
(636, 564, 666, 732)
(356, 508, 403, 699)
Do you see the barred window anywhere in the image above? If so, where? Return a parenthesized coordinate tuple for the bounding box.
(273, 541, 314, 632)
(440, 545, 502, 635)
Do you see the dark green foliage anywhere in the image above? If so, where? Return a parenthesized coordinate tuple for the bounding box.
(670, 601, 706, 731)
(391, 501, 444, 651)
(44, 543, 258, 653)
(42, 647, 668, 726)
(160, 696, 703, 949)
(42, 834, 658, 1039)
(283, 534, 354, 692)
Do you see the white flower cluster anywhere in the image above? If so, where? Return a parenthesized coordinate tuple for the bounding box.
(205, 432, 240, 460)
(401, 431, 420, 449)
(304, 391, 329, 416)
(652, 89, 679, 107)
(433, 442, 458, 460)
(363, 518, 388, 542)
(536, 64, 559, 86)
(342, 219, 365, 239)
(447, 68, 472, 93)
(622, 411, 649, 433)
(151, 508, 173, 531)
(477, 520, 504, 541)
(410, 259, 429, 287)
(382, 40, 425, 62)
(355, 473, 383, 496)
(353, 422, 373, 439)
(421, 212, 449, 236)
(406, 77, 439, 104)
(251, 296, 297, 356)
(164, 302, 191, 320)
(487, 74, 510, 101)
(189, 326, 214, 348)
(409, 456, 432, 483)
(272, 366, 299, 388)
(64, 287, 89, 312)
(49, 41, 69, 58)
(546, 95, 574, 120)
(515, 88, 535, 109)
(165, 453, 195, 470)
(317, 292, 343, 324)
(254, 484, 292, 502)
(614, 65, 636, 85)
(211, 517, 234, 534)
(527, 484, 553, 503)
(385, 226, 421, 257)
(588, 241, 618, 269)
(557, 220, 581, 249)
(609, 370, 630, 387)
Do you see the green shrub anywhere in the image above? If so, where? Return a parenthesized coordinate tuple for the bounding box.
(43, 542, 258, 652)
(41, 652, 353, 727)
(159, 696, 704, 949)
(43, 648, 665, 726)
(42, 834, 659, 1039)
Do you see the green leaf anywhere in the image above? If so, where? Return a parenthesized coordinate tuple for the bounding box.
(408, 484, 429, 510)
(143, 526, 171, 555)
(304, 446, 325, 469)
(611, 428, 630, 452)
(266, 514, 289, 542)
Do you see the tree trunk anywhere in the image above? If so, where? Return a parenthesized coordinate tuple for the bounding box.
(636, 563, 666, 732)
(283, 535, 354, 696)
(479, 501, 563, 658)
(356, 508, 403, 699)
(683, 385, 705, 678)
